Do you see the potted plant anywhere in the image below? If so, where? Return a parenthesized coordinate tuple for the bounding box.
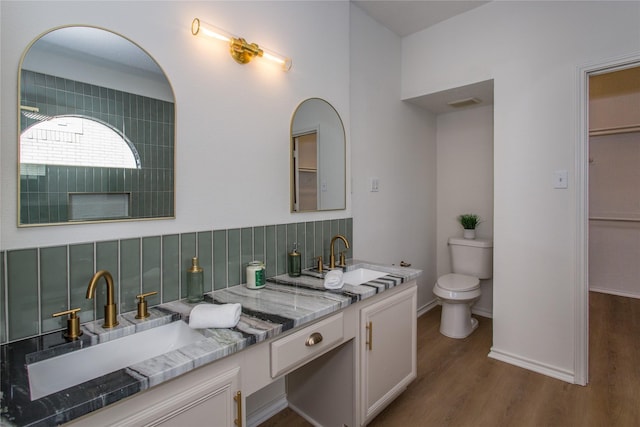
(458, 214, 480, 239)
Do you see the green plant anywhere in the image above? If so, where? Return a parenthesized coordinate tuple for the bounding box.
(458, 214, 480, 230)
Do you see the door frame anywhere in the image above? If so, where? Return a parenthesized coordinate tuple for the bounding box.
(576, 52, 640, 386)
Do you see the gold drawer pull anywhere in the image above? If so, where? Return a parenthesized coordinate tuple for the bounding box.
(234, 390, 242, 427)
(305, 332, 323, 346)
(366, 321, 373, 351)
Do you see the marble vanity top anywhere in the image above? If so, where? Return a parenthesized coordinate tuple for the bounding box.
(0, 261, 420, 426)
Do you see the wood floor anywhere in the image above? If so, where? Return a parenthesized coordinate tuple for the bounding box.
(259, 292, 640, 426)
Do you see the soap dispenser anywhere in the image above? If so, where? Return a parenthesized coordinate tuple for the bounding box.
(288, 243, 301, 277)
(187, 257, 204, 303)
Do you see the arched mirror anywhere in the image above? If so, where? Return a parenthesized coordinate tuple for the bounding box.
(18, 26, 175, 226)
(290, 98, 346, 212)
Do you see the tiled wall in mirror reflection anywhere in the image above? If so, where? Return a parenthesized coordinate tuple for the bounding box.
(0, 218, 352, 343)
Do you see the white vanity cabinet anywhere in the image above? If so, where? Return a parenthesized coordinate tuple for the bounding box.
(68, 359, 242, 427)
(65, 280, 418, 427)
(360, 285, 417, 424)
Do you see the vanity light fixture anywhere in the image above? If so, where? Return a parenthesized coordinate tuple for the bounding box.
(191, 18, 292, 71)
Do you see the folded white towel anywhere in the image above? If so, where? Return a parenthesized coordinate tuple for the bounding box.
(324, 269, 344, 290)
(189, 303, 241, 329)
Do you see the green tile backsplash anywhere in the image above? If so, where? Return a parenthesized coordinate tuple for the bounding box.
(213, 230, 227, 291)
(0, 252, 5, 343)
(7, 249, 39, 340)
(142, 236, 162, 307)
(197, 232, 213, 295)
(0, 218, 352, 343)
(162, 234, 180, 302)
(120, 239, 141, 313)
(40, 246, 68, 333)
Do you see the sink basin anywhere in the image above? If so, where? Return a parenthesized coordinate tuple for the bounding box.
(27, 321, 205, 401)
(342, 268, 387, 285)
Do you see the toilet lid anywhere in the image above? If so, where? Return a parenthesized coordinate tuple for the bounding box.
(437, 273, 479, 292)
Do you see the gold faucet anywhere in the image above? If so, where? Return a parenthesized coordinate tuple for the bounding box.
(329, 234, 350, 269)
(86, 270, 119, 328)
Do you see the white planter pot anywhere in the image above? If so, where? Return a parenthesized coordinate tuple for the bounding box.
(463, 229, 476, 239)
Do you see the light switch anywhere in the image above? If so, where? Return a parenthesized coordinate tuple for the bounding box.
(370, 178, 379, 192)
(554, 170, 568, 189)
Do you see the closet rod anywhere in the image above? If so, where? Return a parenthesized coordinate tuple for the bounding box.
(589, 216, 640, 223)
(589, 125, 640, 136)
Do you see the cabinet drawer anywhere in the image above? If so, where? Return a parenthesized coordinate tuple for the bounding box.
(271, 312, 344, 378)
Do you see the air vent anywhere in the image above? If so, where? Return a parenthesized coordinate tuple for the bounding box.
(447, 97, 481, 108)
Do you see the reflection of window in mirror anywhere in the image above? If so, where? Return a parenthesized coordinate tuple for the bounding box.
(293, 132, 318, 211)
(20, 115, 140, 169)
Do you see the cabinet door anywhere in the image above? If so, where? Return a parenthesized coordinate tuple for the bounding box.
(149, 367, 241, 427)
(69, 366, 241, 427)
(360, 286, 417, 423)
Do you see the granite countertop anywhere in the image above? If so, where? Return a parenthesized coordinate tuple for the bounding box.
(0, 261, 420, 427)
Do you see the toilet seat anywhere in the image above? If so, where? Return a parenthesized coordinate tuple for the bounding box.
(437, 273, 479, 292)
(433, 273, 480, 300)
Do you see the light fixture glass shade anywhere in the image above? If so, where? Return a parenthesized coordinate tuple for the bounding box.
(191, 18, 236, 43)
(261, 46, 292, 71)
(192, 17, 292, 71)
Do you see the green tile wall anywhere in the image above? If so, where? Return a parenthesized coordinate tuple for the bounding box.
(40, 246, 68, 333)
(213, 230, 227, 291)
(120, 239, 141, 313)
(162, 235, 180, 302)
(142, 236, 161, 307)
(180, 233, 196, 299)
(197, 232, 213, 294)
(96, 241, 118, 319)
(70, 243, 97, 324)
(0, 252, 5, 343)
(0, 218, 352, 343)
(7, 249, 39, 340)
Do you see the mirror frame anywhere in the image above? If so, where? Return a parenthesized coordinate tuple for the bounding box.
(290, 98, 346, 213)
(17, 25, 176, 227)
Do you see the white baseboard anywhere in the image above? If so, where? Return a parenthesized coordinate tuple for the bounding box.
(589, 287, 640, 299)
(417, 299, 439, 317)
(488, 347, 576, 384)
(287, 402, 323, 427)
(472, 306, 493, 319)
(418, 300, 493, 319)
(246, 395, 288, 427)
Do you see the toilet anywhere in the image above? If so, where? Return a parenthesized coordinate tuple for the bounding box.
(433, 237, 493, 339)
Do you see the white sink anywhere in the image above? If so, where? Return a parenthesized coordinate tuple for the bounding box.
(342, 268, 387, 285)
(28, 321, 205, 401)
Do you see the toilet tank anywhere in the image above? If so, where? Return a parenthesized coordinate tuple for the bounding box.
(448, 237, 493, 279)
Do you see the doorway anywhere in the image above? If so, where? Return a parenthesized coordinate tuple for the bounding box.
(588, 66, 640, 297)
(577, 54, 640, 386)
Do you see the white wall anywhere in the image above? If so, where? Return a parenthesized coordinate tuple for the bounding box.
(1, 1, 351, 251)
(436, 105, 494, 316)
(402, 1, 640, 381)
(349, 4, 437, 312)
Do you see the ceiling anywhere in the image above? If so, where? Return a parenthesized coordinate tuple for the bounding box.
(352, 0, 490, 37)
(352, 0, 494, 114)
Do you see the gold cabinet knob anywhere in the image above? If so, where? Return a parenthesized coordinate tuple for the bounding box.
(52, 308, 83, 340)
(135, 291, 158, 319)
